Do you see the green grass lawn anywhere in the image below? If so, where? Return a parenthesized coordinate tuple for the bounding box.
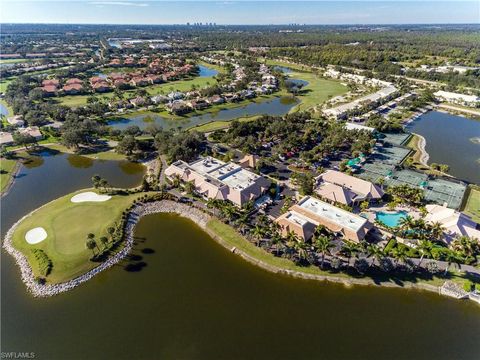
(59, 75, 218, 108)
(11, 190, 143, 283)
(287, 71, 348, 113)
(0, 158, 18, 193)
(264, 59, 348, 113)
(45, 143, 127, 161)
(206, 219, 470, 288)
(0, 58, 33, 65)
(188, 115, 260, 132)
(464, 187, 480, 223)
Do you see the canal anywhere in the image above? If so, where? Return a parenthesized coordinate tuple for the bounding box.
(108, 96, 298, 131)
(408, 111, 480, 184)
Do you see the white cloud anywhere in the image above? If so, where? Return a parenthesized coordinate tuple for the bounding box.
(89, 1, 149, 7)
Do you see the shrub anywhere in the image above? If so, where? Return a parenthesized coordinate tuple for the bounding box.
(463, 281, 473, 292)
(31, 249, 53, 276)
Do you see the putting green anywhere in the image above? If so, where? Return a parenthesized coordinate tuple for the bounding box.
(11, 189, 144, 283)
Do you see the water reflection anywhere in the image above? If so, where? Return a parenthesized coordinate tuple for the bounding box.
(67, 154, 94, 168)
(109, 96, 298, 131)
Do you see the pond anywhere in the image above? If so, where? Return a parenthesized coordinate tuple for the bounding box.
(407, 111, 480, 184)
(1, 212, 479, 359)
(198, 64, 218, 77)
(0, 102, 9, 116)
(274, 65, 309, 88)
(0, 151, 145, 232)
(108, 96, 298, 131)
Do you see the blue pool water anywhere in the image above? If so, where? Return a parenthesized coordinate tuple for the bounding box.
(375, 211, 408, 228)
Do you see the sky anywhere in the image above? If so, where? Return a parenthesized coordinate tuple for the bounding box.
(1, 1, 479, 25)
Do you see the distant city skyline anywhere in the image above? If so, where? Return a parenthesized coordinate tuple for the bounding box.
(1, 1, 479, 25)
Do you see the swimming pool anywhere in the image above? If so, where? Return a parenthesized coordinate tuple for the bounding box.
(375, 211, 408, 228)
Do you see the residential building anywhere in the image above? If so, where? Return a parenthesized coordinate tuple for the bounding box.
(275, 196, 372, 242)
(315, 170, 384, 206)
(0, 132, 14, 146)
(433, 91, 480, 107)
(165, 156, 270, 207)
(20, 126, 43, 140)
(6, 115, 25, 127)
(425, 205, 480, 243)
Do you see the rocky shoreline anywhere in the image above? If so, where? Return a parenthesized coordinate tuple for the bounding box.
(3, 199, 474, 303)
(2, 200, 210, 297)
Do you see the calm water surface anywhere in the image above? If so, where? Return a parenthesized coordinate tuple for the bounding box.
(408, 111, 480, 184)
(0, 102, 9, 116)
(109, 96, 298, 130)
(198, 64, 218, 77)
(1, 152, 145, 231)
(2, 213, 479, 359)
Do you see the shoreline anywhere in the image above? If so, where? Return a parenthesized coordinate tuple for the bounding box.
(0, 160, 21, 198)
(2, 199, 468, 301)
(414, 133, 430, 166)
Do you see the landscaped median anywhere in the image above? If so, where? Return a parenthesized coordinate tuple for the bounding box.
(7, 189, 145, 284)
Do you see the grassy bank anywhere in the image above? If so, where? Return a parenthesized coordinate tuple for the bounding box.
(0, 158, 18, 193)
(288, 71, 348, 113)
(44, 143, 127, 161)
(464, 187, 480, 223)
(188, 115, 261, 132)
(206, 218, 470, 289)
(11, 189, 144, 283)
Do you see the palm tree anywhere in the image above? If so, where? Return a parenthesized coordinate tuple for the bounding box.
(171, 174, 181, 188)
(444, 251, 463, 276)
(451, 236, 479, 258)
(429, 222, 444, 242)
(294, 241, 308, 264)
(392, 245, 409, 265)
(416, 240, 435, 268)
(100, 236, 109, 249)
(86, 239, 97, 256)
(398, 215, 415, 232)
(251, 225, 264, 246)
(184, 180, 195, 195)
(107, 226, 115, 241)
(271, 232, 284, 255)
(341, 241, 359, 266)
(314, 235, 334, 269)
(366, 243, 384, 266)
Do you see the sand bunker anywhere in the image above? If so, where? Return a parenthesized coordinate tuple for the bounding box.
(71, 192, 111, 203)
(25, 227, 48, 244)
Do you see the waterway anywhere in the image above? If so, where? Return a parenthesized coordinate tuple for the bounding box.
(108, 96, 298, 131)
(1, 213, 479, 359)
(198, 64, 218, 77)
(0, 102, 9, 116)
(408, 111, 480, 184)
(0, 151, 145, 230)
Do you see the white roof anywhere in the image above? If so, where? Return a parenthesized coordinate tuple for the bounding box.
(298, 196, 368, 232)
(434, 91, 479, 103)
(345, 122, 375, 132)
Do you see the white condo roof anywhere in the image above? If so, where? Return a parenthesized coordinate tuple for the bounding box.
(298, 196, 367, 232)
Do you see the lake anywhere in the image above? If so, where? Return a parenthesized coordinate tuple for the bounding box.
(1, 212, 479, 359)
(108, 96, 298, 131)
(0, 151, 145, 231)
(198, 64, 218, 77)
(0, 102, 9, 116)
(408, 111, 480, 184)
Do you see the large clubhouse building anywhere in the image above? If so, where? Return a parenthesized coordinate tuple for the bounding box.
(315, 170, 384, 206)
(275, 196, 372, 242)
(165, 156, 270, 207)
